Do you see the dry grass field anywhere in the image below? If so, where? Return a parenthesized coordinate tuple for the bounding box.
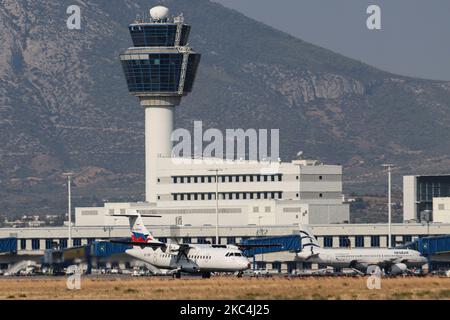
(0, 276, 449, 300)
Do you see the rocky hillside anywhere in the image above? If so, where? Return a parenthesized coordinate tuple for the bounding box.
(0, 0, 449, 217)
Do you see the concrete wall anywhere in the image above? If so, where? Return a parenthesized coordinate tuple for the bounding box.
(308, 204, 350, 224)
(403, 176, 417, 222)
(433, 197, 450, 223)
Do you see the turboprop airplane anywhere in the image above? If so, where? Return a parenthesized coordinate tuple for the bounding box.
(296, 225, 427, 275)
(108, 210, 252, 278)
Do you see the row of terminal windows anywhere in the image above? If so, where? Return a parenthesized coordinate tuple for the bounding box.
(172, 192, 283, 201)
(322, 235, 414, 248)
(15, 235, 419, 250)
(18, 237, 238, 250)
(171, 174, 283, 184)
(20, 238, 95, 250)
(21, 237, 237, 248)
(14, 235, 418, 250)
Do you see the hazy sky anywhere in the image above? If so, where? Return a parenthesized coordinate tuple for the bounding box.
(212, 0, 450, 81)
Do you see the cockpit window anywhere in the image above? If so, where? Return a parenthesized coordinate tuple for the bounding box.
(226, 252, 243, 257)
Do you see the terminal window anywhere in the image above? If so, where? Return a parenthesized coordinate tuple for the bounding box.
(32, 239, 40, 250)
(20, 239, 26, 250)
(60, 239, 68, 249)
(256, 262, 266, 270)
(371, 236, 380, 247)
(45, 239, 53, 249)
(391, 235, 396, 246)
(339, 236, 350, 248)
(355, 236, 365, 247)
(323, 236, 333, 248)
(272, 262, 281, 272)
(403, 235, 412, 243)
(183, 237, 191, 244)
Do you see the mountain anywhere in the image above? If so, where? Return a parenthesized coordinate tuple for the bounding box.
(0, 0, 449, 217)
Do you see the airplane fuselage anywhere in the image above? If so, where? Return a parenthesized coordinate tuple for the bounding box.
(126, 244, 251, 274)
(298, 248, 427, 270)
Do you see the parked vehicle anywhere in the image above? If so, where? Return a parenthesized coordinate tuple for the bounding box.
(253, 269, 271, 277)
(110, 268, 120, 274)
(19, 266, 36, 276)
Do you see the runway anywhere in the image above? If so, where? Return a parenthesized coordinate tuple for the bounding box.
(0, 275, 449, 300)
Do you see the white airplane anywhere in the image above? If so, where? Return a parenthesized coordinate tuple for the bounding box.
(109, 211, 252, 278)
(296, 225, 427, 275)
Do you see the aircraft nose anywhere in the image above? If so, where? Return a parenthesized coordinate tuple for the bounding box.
(241, 260, 251, 270)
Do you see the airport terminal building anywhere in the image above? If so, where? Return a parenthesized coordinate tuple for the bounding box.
(404, 174, 450, 223)
(1, 219, 450, 273)
(1, 6, 450, 274)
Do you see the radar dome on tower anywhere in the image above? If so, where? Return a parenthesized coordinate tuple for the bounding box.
(150, 5, 170, 21)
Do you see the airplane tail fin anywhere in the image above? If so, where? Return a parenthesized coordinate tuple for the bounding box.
(111, 209, 161, 244)
(129, 212, 157, 243)
(299, 225, 321, 252)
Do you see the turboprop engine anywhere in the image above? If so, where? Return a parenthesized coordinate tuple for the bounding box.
(297, 251, 313, 260)
(390, 263, 407, 275)
(162, 241, 180, 255)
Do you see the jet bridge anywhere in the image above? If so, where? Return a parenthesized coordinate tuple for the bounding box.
(400, 235, 450, 271)
(0, 238, 17, 254)
(416, 235, 450, 257)
(240, 235, 301, 256)
(240, 235, 301, 271)
(41, 240, 132, 274)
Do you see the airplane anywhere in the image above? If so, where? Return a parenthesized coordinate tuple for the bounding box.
(108, 210, 253, 278)
(296, 225, 427, 275)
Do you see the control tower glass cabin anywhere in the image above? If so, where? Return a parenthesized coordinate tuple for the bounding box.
(120, 7, 201, 203)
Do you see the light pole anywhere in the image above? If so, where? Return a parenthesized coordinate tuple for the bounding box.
(296, 151, 303, 201)
(208, 169, 223, 245)
(63, 172, 74, 248)
(258, 215, 264, 265)
(382, 164, 395, 248)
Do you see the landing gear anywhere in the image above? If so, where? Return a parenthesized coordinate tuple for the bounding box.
(173, 271, 181, 279)
(202, 272, 211, 279)
(236, 271, 243, 278)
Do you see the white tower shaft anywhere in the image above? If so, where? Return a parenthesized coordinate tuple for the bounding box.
(141, 97, 180, 202)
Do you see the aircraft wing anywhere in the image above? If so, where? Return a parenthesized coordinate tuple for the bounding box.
(172, 243, 193, 262)
(109, 239, 167, 248)
(237, 243, 283, 250)
(142, 262, 163, 275)
(305, 253, 320, 260)
(380, 258, 402, 265)
(351, 258, 402, 268)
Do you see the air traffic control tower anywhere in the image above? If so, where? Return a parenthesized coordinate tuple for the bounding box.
(120, 6, 201, 202)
